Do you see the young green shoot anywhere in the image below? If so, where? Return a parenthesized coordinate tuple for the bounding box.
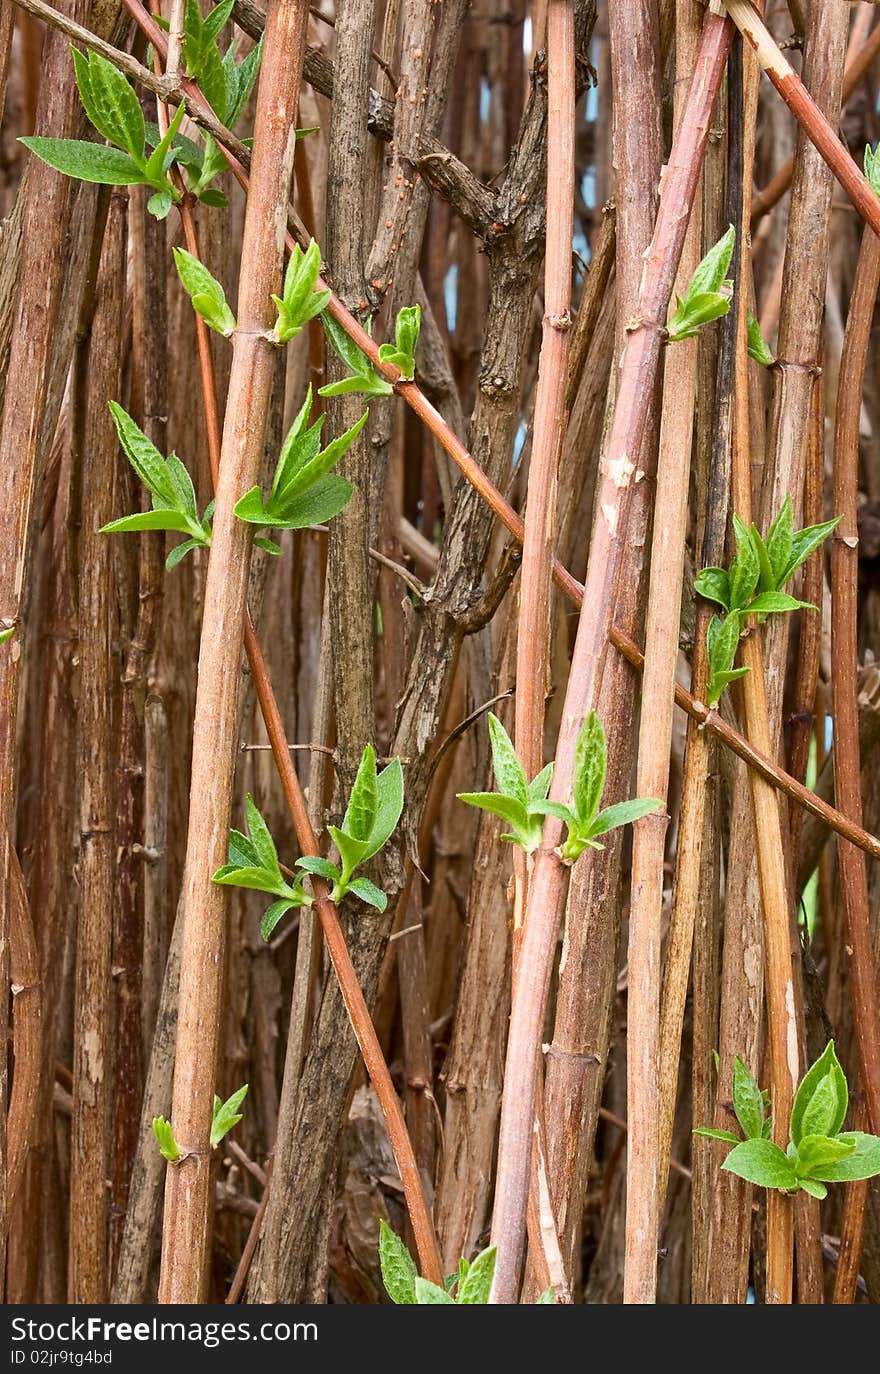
(747, 311, 774, 366)
(319, 313, 394, 399)
(172, 248, 236, 336)
(212, 794, 311, 940)
(0, 626, 14, 646)
(181, 0, 263, 129)
(270, 239, 331, 344)
(233, 386, 365, 546)
(666, 225, 735, 343)
(100, 402, 215, 570)
(696, 1042, 880, 1200)
(296, 744, 404, 914)
(378, 1222, 553, 1304)
(377, 304, 421, 380)
(152, 1116, 182, 1163)
(532, 711, 662, 862)
(695, 499, 839, 705)
(865, 142, 880, 197)
(456, 712, 554, 853)
(211, 1084, 248, 1147)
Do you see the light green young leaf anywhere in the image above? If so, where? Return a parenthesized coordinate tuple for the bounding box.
(0, 626, 14, 646)
(765, 496, 793, 585)
(210, 1083, 248, 1147)
(747, 311, 774, 367)
(865, 142, 880, 197)
(319, 311, 394, 397)
(572, 710, 606, 826)
(721, 1138, 798, 1191)
(456, 1246, 496, 1304)
(778, 516, 841, 588)
(152, 1116, 181, 1162)
(414, 1277, 456, 1304)
(173, 247, 236, 336)
(667, 289, 731, 342)
(790, 1040, 848, 1148)
(732, 1057, 765, 1140)
(537, 1287, 555, 1304)
(806, 1132, 880, 1183)
(748, 591, 812, 616)
(165, 538, 203, 570)
(19, 136, 148, 186)
(729, 513, 760, 610)
(108, 402, 180, 507)
(346, 876, 387, 911)
(363, 757, 405, 863)
(487, 712, 529, 807)
(244, 793, 281, 874)
(794, 1133, 855, 1179)
(343, 744, 379, 842)
(693, 1128, 741, 1144)
(379, 1220, 417, 1304)
(270, 239, 331, 343)
(71, 47, 145, 163)
(378, 304, 421, 379)
(456, 791, 532, 838)
(295, 855, 340, 884)
(588, 796, 662, 839)
(327, 826, 371, 886)
(694, 566, 730, 612)
(527, 761, 554, 805)
(101, 510, 196, 536)
(689, 224, 736, 298)
(799, 1178, 828, 1199)
(706, 666, 750, 707)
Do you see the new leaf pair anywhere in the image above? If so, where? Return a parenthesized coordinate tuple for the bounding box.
(297, 745, 404, 914)
(457, 712, 660, 863)
(696, 1042, 880, 1200)
(320, 305, 421, 398)
(667, 226, 734, 343)
(182, 0, 263, 129)
(378, 1223, 554, 1305)
(212, 794, 311, 941)
(152, 1083, 248, 1164)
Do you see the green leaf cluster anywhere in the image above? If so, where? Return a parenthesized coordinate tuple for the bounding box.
(270, 239, 331, 343)
(379, 1222, 497, 1304)
(212, 794, 311, 941)
(695, 499, 838, 706)
(457, 713, 554, 853)
(865, 141, 880, 197)
(377, 305, 421, 380)
(233, 387, 364, 545)
(152, 1116, 182, 1162)
(210, 1083, 248, 1147)
(667, 226, 734, 343)
(172, 247, 236, 335)
(296, 745, 404, 914)
(100, 403, 214, 569)
(319, 313, 394, 399)
(696, 1041, 880, 1199)
(21, 49, 187, 219)
(182, 0, 263, 128)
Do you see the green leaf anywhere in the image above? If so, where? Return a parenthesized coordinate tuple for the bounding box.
(227, 37, 263, 128)
(456, 791, 533, 842)
(732, 1057, 765, 1140)
(0, 627, 14, 646)
(414, 1277, 455, 1304)
(794, 1133, 856, 1179)
(778, 516, 840, 588)
(694, 566, 730, 611)
(806, 1132, 880, 1183)
(537, 1287, 555, 1304)
(531, 798, 577, 825)
(147, 189, 174, 220)
(572, 710, 606, 827)
(364, 756, 405, 863)
(343, 744, 379, 842)
(227, 829, 259, 868)
(203, 0, 235, 41)
(101, 510, 197, 536)
(747, 311, 774, 366)
(790, 1041, 848, 1148)
(689, 224, 736, 298)
(721, 1138, 798, 1191)
(706, 666, 750, 707)
(295, 855, 339, 883)
(378, 1220, 417, 1304)
(693, 1128, 742, 1144)
(261, 898, 298, 940)
(750, 525, 776, 595)
(19, 136, 148, 186)
(865, 141, 880, 197)
(706, 610, 743, 685)
(378, 304, 421, 379)
(173, 247, 236, 336)
(244, 794, 280, 874)
(109, 402, 181, 506)
(152, 1115, 181, 1162)
(748, 591, 812, 616)
(327, 826, 371, 885)
(527, 761, 554, 804)
(346, 876, 387, 911)
(210, 1083, 248, 1147)
(764, 497, 793, 585)
(212, 864, 292, 896)
(487, 712, 529, 808)
(165, 539, 202, 570)
(667, 289, 731, 342)
(280, 410, 368, 506)
(798, 1177, 827, 1199)
(729, 514, 760, 610)
(271, 239, 331, 343)
(320, 310, 393, 396)
(71, 48, 145, 163)
(455, 1245, 496, 1304)
(589, 796, 662, 838)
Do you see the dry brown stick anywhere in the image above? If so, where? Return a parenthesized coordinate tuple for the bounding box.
(157, 0, 309, 1305)
(750, 9, 880, 225)
(6, 850, 41, 1218)
(725, 1, 880, 237)
(830, 225, 880, 1137)
(833, 1105, 870, 1304)
(630, 0, 702, 1227)
(177, 201, 442, 1289)
(488, 9, 733, 1305)
(69, 187, 126, 1304)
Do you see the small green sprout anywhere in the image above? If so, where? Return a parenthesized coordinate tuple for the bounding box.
(270, 239, 331, 344)
(172, 247, 236, 336)
(377, 304, 421, 380)
(378, 1222, 554, 1304)
(747, 311, 774, 367)
(211, 1083, 248, 1147)
(865, 141, 880, 197)
(667, 226, 735, 343)
(319, 313, 394, 399)
(696, 1042, 880, 1200)
(695, 499, 839, 706)
(0, 625, 14, 646)
(152, 1116, 182, 1163)
(100, 402, 215, 570)
(533, 711, 662, 863)
(233, 387, 365, 544)
(212, 794, 312, 940)
(457, 713, 554, 853)
(296, 744, 404, 913)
